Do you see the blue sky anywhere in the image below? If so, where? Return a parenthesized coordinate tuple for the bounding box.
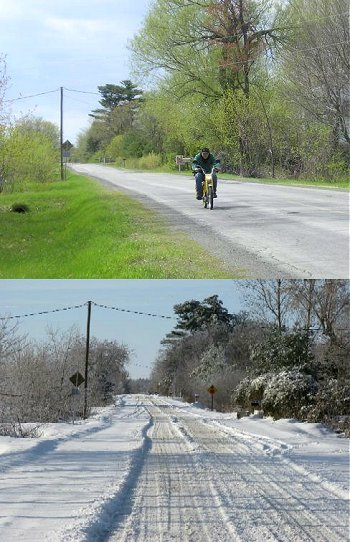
(0, 280, 244, 379)
(1, 0, 151, 144)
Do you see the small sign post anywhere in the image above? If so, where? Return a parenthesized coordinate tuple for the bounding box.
(207, 384, 217, 411)
(69, 372, 85, 424)
(175, 155, 191, 172)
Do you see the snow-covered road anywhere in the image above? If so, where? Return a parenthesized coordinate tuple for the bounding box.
(0, 395, 348, 541)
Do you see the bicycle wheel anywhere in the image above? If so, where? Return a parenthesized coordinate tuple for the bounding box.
(209, 186, 214, 209)
(202, 181, 208, 208)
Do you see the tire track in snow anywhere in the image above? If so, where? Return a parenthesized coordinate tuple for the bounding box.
(56, 405, 154, 542)
(107, 402, 241, 541)
(162, 405, 348, 542)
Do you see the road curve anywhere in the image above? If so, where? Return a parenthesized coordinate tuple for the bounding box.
(107, 396, 348, 542)
(69, 164, 349, 278)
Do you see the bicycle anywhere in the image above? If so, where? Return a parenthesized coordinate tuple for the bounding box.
(195, 166, 216, 210)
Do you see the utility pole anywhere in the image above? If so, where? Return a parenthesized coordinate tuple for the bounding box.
(60, 86, 64, 181)
(83, 301, 92, 419)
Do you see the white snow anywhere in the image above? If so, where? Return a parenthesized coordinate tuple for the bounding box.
(0, 394, 348, 541)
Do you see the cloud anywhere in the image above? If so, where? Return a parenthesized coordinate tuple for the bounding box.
(42, 15, 140, 51)
(44, 17, 113, 38)
(0, 1, 23, 19)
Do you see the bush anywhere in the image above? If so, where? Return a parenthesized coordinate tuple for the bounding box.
(0, 422, 42, 438)
(138, 152, 162, 169)
(233, 369, 319, 419)
(1, 126, 58, 189)
(262, 369, 318, 419)
(303, 379, 350, 422)
(232, 373, 272, 409)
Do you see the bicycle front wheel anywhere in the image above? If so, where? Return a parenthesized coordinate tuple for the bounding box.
(209, 186, 214, 209)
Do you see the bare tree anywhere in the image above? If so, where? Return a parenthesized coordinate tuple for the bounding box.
(281, 0, 350, 146)
(288, 279, 349, 343)
(240, 279, 295, 331)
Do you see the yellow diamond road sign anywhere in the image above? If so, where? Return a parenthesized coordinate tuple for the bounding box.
(69, 371, 85, 387)
(207, 385, 217, 395)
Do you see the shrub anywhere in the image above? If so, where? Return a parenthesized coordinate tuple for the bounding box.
(138, 152, 162, 169)
(232, 373, 272, 409)
(262, 369, 318, 419)
(303, 379, 350, 422)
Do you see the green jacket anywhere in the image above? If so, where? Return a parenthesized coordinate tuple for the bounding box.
(192, 152, 220, 174)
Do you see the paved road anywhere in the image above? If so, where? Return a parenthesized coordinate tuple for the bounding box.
(69, 164, 349, 278)
(108, 395, 348, 542)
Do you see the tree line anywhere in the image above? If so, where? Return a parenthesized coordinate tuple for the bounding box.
(0, 324, 130, 434)
(149, 279, 349, 434)
(72, 0, 349, 181)
(1, 1, 348, 184)
(0, 279, 348, 435)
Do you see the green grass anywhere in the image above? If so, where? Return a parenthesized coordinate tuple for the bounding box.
(0, 173, 240, 278)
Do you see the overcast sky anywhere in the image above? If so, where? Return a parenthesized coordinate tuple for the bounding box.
(1, 0, 151, 144)
(0, 280, 244, 379)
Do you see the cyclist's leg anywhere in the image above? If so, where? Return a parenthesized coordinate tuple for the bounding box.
(195, 172, 204, 199)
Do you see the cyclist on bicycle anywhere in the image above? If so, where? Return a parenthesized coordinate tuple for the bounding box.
(192, 147, 220, 200)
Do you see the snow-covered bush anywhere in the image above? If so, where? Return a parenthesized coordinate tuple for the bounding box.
(250, 329, 313, 374)
(262, 369, 318, 419)
(303, 379, 350, 422)
(232, 373, 272, 409)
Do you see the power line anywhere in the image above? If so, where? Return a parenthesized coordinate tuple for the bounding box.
(4, 86, 100, 104)
(4, 88, 60, 103)
(0, 303, 86, 320)
(92, 302, 174, 320)
(0, 301, 175, 321)
(64, 87, 100, 95)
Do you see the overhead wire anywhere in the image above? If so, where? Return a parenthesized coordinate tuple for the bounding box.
(0, 301, 175, 321)
(4, 88, 60, 102)
(0, 303, 87, 320)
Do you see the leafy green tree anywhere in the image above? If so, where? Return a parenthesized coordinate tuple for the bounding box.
(131, 1, 284, 172)
(79, 81, 144, 158)
(1, 118, 59, 189)
(131, 0, 282, 99)
(14, 116, 60, 148)
(0, 54, 9, 124)
(216, 87, 268, 174)
(204, 0, 282, 98)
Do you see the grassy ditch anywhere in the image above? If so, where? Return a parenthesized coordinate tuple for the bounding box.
(0, 172, 239, 278)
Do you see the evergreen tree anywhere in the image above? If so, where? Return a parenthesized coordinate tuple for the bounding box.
(163, 295, 235, 344)
(90, 80, 143, 121)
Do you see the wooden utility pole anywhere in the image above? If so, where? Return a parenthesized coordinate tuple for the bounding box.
(60, 86, 64, 180)
(83, 301, 92, 419)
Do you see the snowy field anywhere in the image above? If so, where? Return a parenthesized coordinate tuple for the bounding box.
(0, 394, 349, 541)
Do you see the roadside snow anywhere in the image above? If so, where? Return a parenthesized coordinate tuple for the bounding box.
(0, 394, 348, 541)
